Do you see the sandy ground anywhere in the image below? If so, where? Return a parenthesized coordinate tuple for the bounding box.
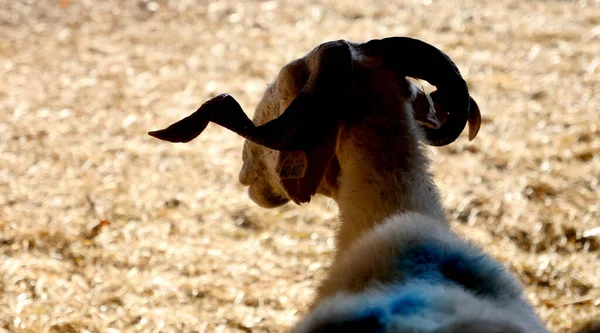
(1, 0, 599, 332)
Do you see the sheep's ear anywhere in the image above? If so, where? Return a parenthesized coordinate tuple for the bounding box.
(267, 41, 352, 204)
(413, 89, 444, 131)
(276, 129, 337, 204)
(414, 90, 482, 143)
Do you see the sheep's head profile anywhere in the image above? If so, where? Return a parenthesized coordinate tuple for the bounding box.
(149, 37, 482, 207)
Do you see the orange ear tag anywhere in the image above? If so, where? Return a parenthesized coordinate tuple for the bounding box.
(278, 151, 308, 179)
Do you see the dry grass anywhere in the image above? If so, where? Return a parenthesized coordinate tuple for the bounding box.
(1, 0, 599, 332)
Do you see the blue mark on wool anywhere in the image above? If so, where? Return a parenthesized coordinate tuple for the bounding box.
(320, 305, 387, 333)
(389, 290, 427, 316)
(357, 305, 387, 323)
(399, 242, 448, 283)
(332, 292, 427, 333)
(397, 241, 506, 299)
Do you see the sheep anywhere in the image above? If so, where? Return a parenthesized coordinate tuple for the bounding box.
(148, 37, 548, 332)
(289, 212, 548, 333)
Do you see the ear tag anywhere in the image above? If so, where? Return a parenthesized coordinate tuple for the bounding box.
(278, 151, 308, 179)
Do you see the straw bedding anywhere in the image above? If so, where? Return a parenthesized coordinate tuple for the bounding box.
(1, 1, 598, 332)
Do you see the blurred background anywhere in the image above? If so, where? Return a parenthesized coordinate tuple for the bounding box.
(1, 0, 599, 332)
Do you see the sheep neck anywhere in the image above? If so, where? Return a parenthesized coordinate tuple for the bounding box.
(332, 102, 447, 253)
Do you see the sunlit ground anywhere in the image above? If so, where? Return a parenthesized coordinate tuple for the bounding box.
(1, 1, 599, 332)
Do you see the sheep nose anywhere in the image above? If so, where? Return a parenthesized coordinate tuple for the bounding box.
(238, 166, 257, 186)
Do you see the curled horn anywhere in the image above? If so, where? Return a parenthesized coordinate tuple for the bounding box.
(149, 40, 354, 151)
(359, 37, 474, 146)
(148, 93, 287, 150)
